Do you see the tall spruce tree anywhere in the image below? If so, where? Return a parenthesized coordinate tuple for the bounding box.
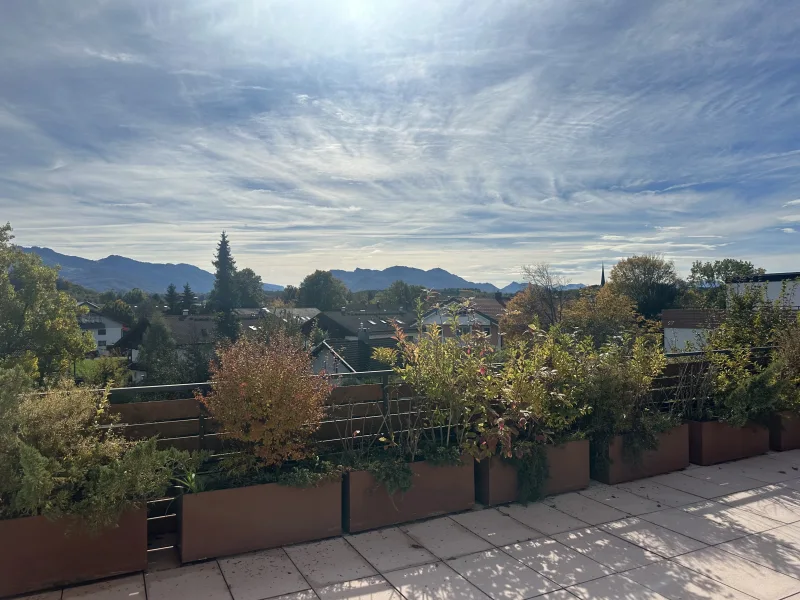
(212, 232, 240, 340)
(165, 283, 180, 314)
(181, 283, 194, 313)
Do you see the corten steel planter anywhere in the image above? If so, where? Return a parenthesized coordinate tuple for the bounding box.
(593, 424, 689, 485)
(689, 420, 769, 465)
(180, 480, 342, 563)
(345, 456, 474, 533)
(770, 412, 800, 452)
(475, 440, 590, 506)
(0, 508, 146, 598)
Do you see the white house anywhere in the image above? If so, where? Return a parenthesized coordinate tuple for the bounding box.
(729, 272, 800, 305)
(77, 303, 125, 355)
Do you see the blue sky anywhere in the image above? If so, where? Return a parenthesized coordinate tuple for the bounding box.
(1, 0, 799, 287)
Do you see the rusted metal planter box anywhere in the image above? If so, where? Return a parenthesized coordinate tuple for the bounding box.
(689, 420, 769, 465)
(593, 424, 689, 485)
(0, 508, 146, 598)
(345, 456, 474, 533)
(475, 439, 590, 506)
(770, 412, 800, 452)
(180, 481, 342, 563)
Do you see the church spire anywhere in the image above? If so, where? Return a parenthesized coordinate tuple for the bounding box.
(601, 262, 606, 287)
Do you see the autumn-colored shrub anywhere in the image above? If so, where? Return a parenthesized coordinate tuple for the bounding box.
(202, 333, 331, 467)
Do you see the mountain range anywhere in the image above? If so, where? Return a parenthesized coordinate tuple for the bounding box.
(329, 267, 586, 293)
(23, 247, 586, 295)
(23, 247, 283, 294)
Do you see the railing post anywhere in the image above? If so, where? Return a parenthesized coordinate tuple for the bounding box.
(381, 372, 390, 414)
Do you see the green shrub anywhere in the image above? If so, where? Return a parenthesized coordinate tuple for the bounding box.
(0, 371, 188, 531)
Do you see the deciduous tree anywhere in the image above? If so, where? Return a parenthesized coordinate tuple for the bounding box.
(234, 268, 265, 308)
(562, 286, 641, 347)
(101, 299, 136, 327)
(686, 259, 765, 308)
(607, 255, 679, 319)
(0, 223, 94, 379)
(298, 270, 348, 311)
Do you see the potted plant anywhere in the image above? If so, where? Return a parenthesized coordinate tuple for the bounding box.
(345, 303, 488, 533)
(179, 333, 342, 563)
(770, 318, 800, 451)
(475, 326, 592, 505)
(584, 333, 688, 484)
(0, 369, 186, 598)
(686, 287, 794, 464)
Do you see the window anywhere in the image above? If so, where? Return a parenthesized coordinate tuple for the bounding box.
(98, 340, 107, 347)
(98, 329, 106, 336)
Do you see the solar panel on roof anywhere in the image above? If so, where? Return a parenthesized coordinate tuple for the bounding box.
(380, 319, 387, 324)
(368, 320, 377, 325)
(396, 319, 404, 324)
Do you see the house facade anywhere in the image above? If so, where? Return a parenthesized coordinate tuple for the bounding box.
(408, 295, 506, 349)
(77, 302, 125, 355)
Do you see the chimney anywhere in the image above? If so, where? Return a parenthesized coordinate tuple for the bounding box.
(340, 306, 347, 315)
(182, 309, 189, 317)
(358, 324, 370, 344)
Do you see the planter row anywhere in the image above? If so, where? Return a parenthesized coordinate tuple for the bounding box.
(4, 416, 799, 598)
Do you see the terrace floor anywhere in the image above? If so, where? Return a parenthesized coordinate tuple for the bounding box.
(22, 450, 800, 600)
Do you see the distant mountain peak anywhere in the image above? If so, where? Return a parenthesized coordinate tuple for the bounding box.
(23, 247, 283, 293)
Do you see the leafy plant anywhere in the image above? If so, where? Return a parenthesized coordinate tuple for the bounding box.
(366, 455, 414, 496)
(581, 333, 673, 479)
(200, 332, 333, 487)
(509, 442, 549, 504)
(0, 373, 189, 531)
(702, 283, 798, 426)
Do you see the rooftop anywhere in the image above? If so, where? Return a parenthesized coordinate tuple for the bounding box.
(37, 449, 800, 600)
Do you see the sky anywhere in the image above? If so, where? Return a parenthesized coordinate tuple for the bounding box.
(1, 0, 799, 287)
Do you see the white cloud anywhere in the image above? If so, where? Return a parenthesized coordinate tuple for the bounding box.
(782, 228, 796, 234)
(1, 0, 799, 286)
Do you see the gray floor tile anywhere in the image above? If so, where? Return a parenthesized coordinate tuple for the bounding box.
(272, 592, 318, 600)
(451, 509, 543, 547)
(384, 562, 490, 600)
(315, 576, 402, 600)
(218, 549, 310, 600)
(600, 517, 707, 558)
(447, 549, 559, 600)
(682, 466, 765, 492)
(648, 472, 740, 499)
(544, 492, 629, 525)
(146, 562, 233, 600)
(578, 484, 662, 515)
(615, 478, 705, 507)
(346, 527, 436, 573)
(499, 503, 588, 536)
(402, 517, 493, 560)
(640, 504, 748, 544)
(718, 534, 800, 579)
(501, 538, 612, 587)
(552, 527, 661, 573)
(760, 522, 800, 550)
(624, 561, 754, 600)
(568, 573, 670, 600)
(681, 499, 784, 534)
(673, 546, 800, 600)
(285, 538, 377, 589)
(717, 484, 800, 524)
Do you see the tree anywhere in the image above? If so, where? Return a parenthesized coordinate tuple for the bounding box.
(297, 270, 348, 311)
(561, 286, 642, 347)
(607, 255, 679, 319)
(181, 283, 195, 313)
(210, 232, 239, 340)
(164, 283, 180, 315)
(686, 259, 765, 309)
(376, 280, 425, 308)
(281, 285, 299, 305)
(0, 223, 94, 379)
(521, 263, 569, 327)
(122, 288, 146, 306)
(137, 314, 180, 385)
(234, 268, 266, 308)
(499, 286, 542, 344)
(101, 299, 136, 327)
